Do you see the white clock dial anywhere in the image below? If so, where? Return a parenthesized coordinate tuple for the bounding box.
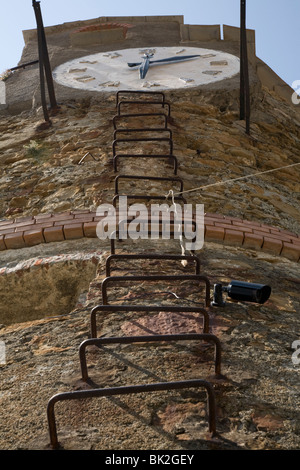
(53, 46, 240, 92)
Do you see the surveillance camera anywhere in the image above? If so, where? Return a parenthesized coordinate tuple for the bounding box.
(212, 280, 271, 307)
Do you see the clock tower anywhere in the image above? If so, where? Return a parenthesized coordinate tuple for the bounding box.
(4, 15, 295, 112)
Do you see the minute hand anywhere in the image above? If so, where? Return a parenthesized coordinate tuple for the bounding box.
(127, 54, 200, 68)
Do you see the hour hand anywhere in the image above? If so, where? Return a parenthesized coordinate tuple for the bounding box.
(127, 54, 200, 79)
(139, 53, 153, 79)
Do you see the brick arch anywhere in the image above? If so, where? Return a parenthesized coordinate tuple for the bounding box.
(0, 210, 299, 262)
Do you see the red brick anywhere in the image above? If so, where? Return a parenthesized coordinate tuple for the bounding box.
(73, 214, 94, 222)
(226, 216, 243, 224)
(23, 229, 45, 247)
(63, 223, 84, 240)
(252, 230, 292, 243)
(252, 225, 271, 233)
(205, 212, 225, 220)
(227, 222, 253, 233)
(0, 235, 6, 251)
(0, 219, 14, 226)
(54, 218, 81, 226)
(93, 215, 115, 223)
(203, 217, 218, 226)
(51, 213, 73, 221)
(15, 222, 54, 233)
(13, 219, 36, 229)
(234, 219, 261, 228)
(260, 223, 276, 231)
(4, 232, 26, 249)
(0, 223, 17, 232)
(279, 228, 298, 238)
(83, 222, 98, 238)
(290, 236, 300, 245)
(13, 216, 34, 224)
(71, 209, 91, 215)
(0, 227, 16, 235)
(215, 222, 243, 232)
(205, 225, 224, 242)
(34, 213, 53, 221)
(262, 237, 283, 255)
(281, 242, 300, 262)
(32, 217, 54, 225)
(270, 229, 287, 236)
(43, 226, 65, 243)
(224, 229, 244, 245)
(243, 233, 263, 250)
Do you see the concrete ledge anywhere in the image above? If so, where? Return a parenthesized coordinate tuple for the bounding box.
(0, 210, 299, 262)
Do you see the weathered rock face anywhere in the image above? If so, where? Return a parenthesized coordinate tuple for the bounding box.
(0, 242, 299, 450)
(0, 249, 101, 325)
(0, 84, 299, 233)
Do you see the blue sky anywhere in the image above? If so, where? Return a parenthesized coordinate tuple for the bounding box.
(0, 0, 299, 88)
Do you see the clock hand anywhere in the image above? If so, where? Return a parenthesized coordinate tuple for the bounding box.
(127, 54, 200, 68)
(139, 53, 154, 79)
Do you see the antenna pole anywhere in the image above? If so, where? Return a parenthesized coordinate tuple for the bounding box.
(32, 0, 58, 122)
(240, 0, 250, 134)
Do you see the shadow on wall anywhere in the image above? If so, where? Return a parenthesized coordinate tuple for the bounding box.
(0, 256, 100, 325)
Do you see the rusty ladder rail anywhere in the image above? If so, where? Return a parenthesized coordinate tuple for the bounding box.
(113, 113, 169, 130)
(113, 127, 173, 139)
(113, 153, 178, 174)
(90, 304, 210, 337)
(116, 90, 167, 106)
(112, 193, 187, 207)
(46, 91, 224, 449)
(47, 378, 217, 449)
(112, 137, 174, 157)
(110, 237, 197, 257)
(105, 253, 201, 277)
(79, 333, 222, 382)
(109, 214, 198, 247)
(115, 174, 184, 194)
(113, 174, 186, 206)
(117, 100, 171, 117)
(100, 274, 211, 308)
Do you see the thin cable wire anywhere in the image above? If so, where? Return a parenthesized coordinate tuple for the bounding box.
(166, 162, 300, 197)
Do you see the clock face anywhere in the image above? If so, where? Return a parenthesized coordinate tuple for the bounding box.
(53, 46, 240, 92)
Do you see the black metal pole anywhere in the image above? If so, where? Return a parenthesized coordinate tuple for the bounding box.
(240, 0, 245, 121)
(33, 0, 49, 122)
(32, 0, 58, 119)
(240, 0, 250, 134)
